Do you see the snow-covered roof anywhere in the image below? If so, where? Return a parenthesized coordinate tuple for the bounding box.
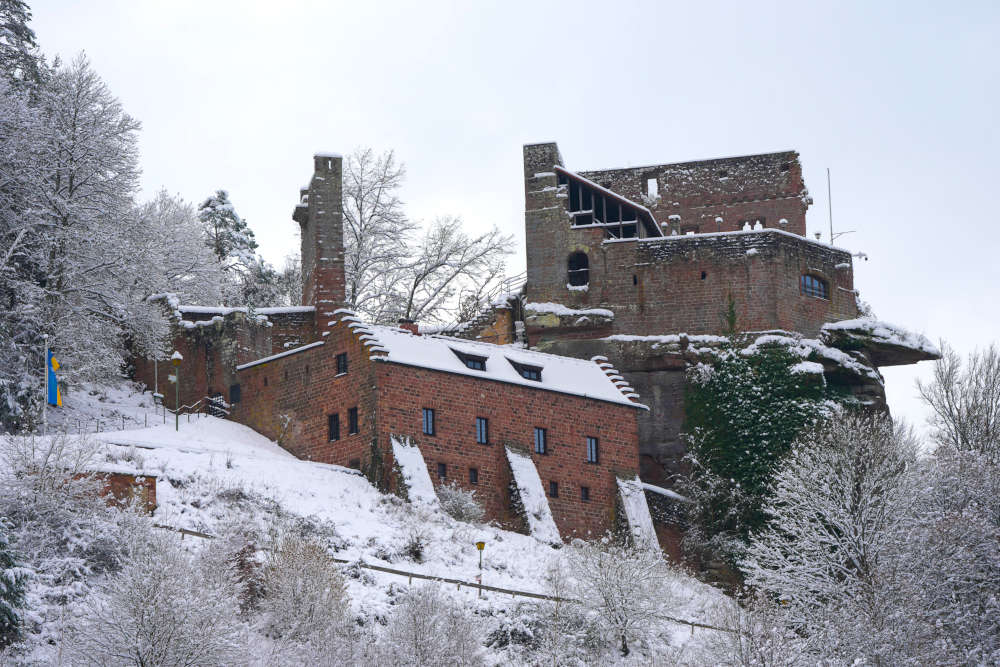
(332, 310, 645, 409)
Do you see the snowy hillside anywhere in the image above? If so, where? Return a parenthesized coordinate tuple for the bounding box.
(3, 385, 735, 665)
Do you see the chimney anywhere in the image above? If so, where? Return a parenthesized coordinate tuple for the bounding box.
(397, 318, 418, 335)
(293, 153, 345, 318)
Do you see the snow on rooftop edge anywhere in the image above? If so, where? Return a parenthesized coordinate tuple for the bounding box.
(346, 318, 642, 408)
(314, 151, 342, 158)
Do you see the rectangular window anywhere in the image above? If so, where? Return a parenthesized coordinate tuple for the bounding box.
(469, 467, 479, 485)
(581, 486, 590, 502)
(348, 407, 359, 435)
(229, 384, 241, 404)
(336, 353, 348, 375)
(586, 437, 599, 464)
(510, 360, 542, 381)
(437, 462, 447, 479)
(476, 417, 489, 445)
(422, 408, 435, 436)
(328, 413, 340, 442)
(534, 427, 547, 455)
(548, 481, 558, 498)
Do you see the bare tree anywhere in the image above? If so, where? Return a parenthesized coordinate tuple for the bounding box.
(740, 413, 918, 664)
(397, 216, 512, 324)
(564, 537, 673, 657)
(917, 341, 1000, 463)
(340, 148, 514, 324)
(341, 148, 416, 321)
(379, 584, 484, 667)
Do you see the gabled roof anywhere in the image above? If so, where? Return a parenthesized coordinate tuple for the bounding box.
(332, 310, 646, 409)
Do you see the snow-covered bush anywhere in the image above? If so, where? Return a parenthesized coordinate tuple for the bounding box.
(701, 591, 806, 667)
(437, 481, 485, 524)
(399, 524, 430, 563)
(564, 537, 674, 657)
(64, 531, 247, 666)
(379, 583, 485, 667)
(259, 534, 348, 641)
(0, 433, 151, 652)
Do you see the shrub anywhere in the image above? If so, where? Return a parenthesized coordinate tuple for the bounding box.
(437, 482, 485, 524)
(380, 584, 484, 667)
(64, 531, 246, 666)
(259, 535, 348, 641)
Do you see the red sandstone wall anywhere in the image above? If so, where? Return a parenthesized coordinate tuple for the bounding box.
(375, 363, 641, 540)
(233, 326, 377, 468)
(529, 230, 857, 339)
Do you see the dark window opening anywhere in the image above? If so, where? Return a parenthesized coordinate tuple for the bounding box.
(452, 348, 487, 371)
(568, 252, 589, 286)
(476, 417, 489, 445)
(348, 458, 360, 469)
(594, 195, 605, 223)
(701, 271, 707, 280)
(586, 437, 599, 464)
(263, 377, 268, 387)
(348, 407, 359, 434)
(229, 384, 241, 404)
(422, 408, 436, 436)
(328, 413, 340, 442)
(557, 172, 569, 186)
(800, 274, 829, 299)
(606, 200, 621, 224)
(437, 462, 447, 479)
(581, 187, 592, 211)
(581, 486, 590, 502)
(469, 467, 479, 485)
(336, 353, 348, 375)
(573, 212, 593, 226)
(534, 427, 547, 455)
(632, 274, 638, 286)
(548, 481, 558, 498)
(510, 360, 542, 382)
(568, 180, 580, 210)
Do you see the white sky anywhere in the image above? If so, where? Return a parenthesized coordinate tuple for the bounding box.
(33, 0, 1000, 431)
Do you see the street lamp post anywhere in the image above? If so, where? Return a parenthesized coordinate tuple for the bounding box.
(475, 540, 486, 598)
(171, 350, 183, 431)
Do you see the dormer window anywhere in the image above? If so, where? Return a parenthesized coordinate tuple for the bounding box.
(452, 349, 487, 371)
(509, 359, 542, 381)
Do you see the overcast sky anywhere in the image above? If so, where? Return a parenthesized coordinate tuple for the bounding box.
(33, 0, 999, 432)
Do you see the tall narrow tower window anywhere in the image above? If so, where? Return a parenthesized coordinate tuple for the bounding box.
(568, 252, 589, 287)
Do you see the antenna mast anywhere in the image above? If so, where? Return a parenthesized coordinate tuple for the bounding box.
(827, 167, 833, 244)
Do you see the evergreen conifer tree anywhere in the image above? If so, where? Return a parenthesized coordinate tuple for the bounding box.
(0, 0, 42, 84)
(198, 190, 258, 269)
(0, 521, 27, 647)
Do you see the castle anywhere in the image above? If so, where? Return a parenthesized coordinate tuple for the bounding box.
(134, 144, 938, 546)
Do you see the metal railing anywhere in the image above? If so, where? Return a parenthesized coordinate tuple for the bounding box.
(150, 522, 737, 633)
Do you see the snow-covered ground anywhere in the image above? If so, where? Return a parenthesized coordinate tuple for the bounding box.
(24, 382, 733, 663)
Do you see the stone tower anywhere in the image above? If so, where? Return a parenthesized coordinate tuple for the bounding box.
(293, 153, 346, 316)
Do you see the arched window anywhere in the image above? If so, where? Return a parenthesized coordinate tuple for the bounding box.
(568, 252, 589, 286)
(800, 274, 829, 299)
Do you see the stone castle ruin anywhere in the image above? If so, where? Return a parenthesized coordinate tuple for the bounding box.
(133, 143, 938, 547)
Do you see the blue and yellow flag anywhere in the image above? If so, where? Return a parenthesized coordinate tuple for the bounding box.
(47, 350, 61, 407)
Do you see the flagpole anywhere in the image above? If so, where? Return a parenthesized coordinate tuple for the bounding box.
(42, 334, 48, 436)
